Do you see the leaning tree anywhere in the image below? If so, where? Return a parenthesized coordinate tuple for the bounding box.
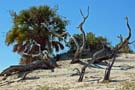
(78, 17, 134, 82)
(6, 5, 68, 64)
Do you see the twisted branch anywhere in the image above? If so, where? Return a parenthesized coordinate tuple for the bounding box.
(78, 16, 133, 82)
(71, 6, 89, 63)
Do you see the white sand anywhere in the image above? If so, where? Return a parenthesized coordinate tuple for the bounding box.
(0, 53, 135, 90)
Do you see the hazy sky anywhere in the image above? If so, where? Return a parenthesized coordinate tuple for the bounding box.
(0, 0, 135, 71)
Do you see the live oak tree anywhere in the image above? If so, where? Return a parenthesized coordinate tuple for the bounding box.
(68, 32, 110, 58)
(0, 5, 69, 82)
(6, 5, 68, 64)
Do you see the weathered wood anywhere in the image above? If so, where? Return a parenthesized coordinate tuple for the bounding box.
(71, 7, 89, 64)
(0, 60, 54, 79)
(78, 17, 132, 82)
(103, 17, 132, 82)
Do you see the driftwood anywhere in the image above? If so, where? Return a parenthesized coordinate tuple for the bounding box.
(78, 17, 132, 82)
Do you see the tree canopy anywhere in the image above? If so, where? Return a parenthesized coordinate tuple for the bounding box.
(68, 32, 110, 53)
(6, 5, 68, 64)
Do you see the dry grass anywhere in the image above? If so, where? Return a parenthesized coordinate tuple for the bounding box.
(117, 82, 135, 90)
(37, 85, 69, 90)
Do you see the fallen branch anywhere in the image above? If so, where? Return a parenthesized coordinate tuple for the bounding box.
(0, 60, 54, 80)
(70, 68, 81, 76)
(0, 71, 30, 87)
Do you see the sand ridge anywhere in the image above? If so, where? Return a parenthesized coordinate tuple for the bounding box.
(0, 53, 135, 90)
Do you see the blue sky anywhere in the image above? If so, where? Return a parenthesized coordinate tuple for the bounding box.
(0, 0, 135, 71)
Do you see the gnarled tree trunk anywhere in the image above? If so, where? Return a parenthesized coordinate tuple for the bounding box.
(0, 60, 55, 80)
(71, 7, 89, 64)
(0, 40, 56, 80)
(78, 16, 132, 82)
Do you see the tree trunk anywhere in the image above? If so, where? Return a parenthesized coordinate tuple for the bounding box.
(71, 53, 81, 64)
(103, 54, 116, 82)
(71, 7, 89, 64)
(0, 60, 54, 78)
(78, 65, 88, 82)
(77, 17, 132, 82)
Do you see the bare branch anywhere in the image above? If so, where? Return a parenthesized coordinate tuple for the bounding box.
(116, 16, 131, 50)
(78, 6, 89, 30)
(79, 6, 89, 22)
(52, 31, 68, 39)
(22, 40, 41, 57)
(71, 6, 89, 64)
(71, 68, 81, 76)
(79, 6, 89, 52)
(117, 34, 123, 43)
(70, 35, 80, 53)
(78, 16, 133, 82)
(20, 40, 51, 63)
(128, 40, 135, 44)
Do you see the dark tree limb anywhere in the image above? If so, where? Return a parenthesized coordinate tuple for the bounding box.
(71, 68, 81, 76)
(115, 17, 131, 50)
(103, 54, 116, 82)
(78, 16, 132, 82)
(0, 39, 58, 81)
(117, 34, 123, 43)
(0, 60, 54, 80)
(71, 7, 89, 64)
(128, 40, 135, 44)
(103, 16, 132, 82)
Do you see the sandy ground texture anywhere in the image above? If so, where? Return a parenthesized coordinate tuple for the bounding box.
(1, 53, 135, 90)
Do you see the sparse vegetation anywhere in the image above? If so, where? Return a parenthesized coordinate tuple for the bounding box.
(67, 32, 110, 58)
(117, 82, 135, 90)
(37, 86, 69, 90)
(1, 3, 135, 90)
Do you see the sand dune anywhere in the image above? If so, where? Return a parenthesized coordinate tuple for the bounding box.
(0, 53, 135, 90)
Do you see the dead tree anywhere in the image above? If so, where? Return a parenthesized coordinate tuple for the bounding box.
(117, 33, 134, 53)
(78, 16, 132, 82)
(92, 42, 113, 64)
(103, 16, 132, 82)
(51, 7, 89, 64)
(0, 40, 56, 80)
(117, 34, 135, 45)
(70, 7, 89, 64)
(0, 60, 54, 80)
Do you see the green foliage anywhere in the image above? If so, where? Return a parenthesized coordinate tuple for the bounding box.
(115, 43, 133, 53)
(68, 34, 83, 50)
(86, 32, 109, 51)
(6, 5, 68, 64)
(68, 32, 110, 53)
